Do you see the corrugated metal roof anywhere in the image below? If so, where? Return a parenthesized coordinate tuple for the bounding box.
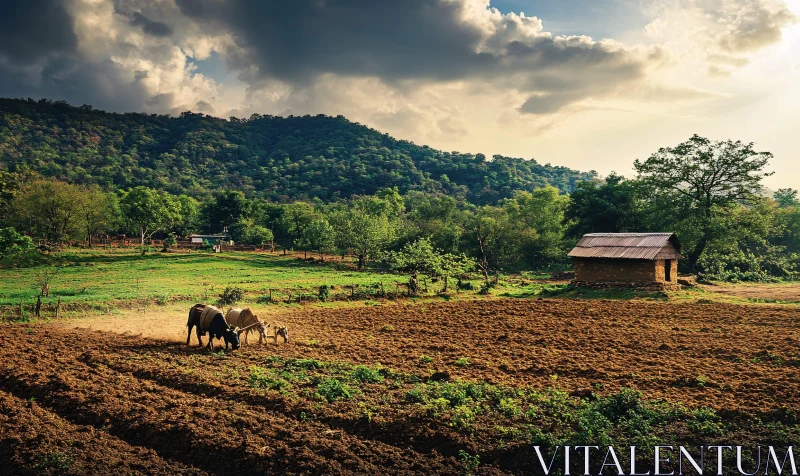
(568, 233, 681, 260)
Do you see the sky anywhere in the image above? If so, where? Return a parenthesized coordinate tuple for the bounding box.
(0, 0, 798, 189)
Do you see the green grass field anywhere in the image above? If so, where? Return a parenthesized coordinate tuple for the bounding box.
(0, 249, 398, 309)
(2, 248, 796, 320)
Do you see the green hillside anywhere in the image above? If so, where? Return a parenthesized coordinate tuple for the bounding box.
(0, 98, 595, 204)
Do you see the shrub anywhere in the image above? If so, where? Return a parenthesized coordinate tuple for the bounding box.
(454, 357, 470, 367)
(318, 284, 330, 302)
(37, 451, 74, 473)
(352, 365, 384, 383)
(316, 378, 354, 402)
(451, 404, 477, 431)
(498, 397, 522, 418)
(405, 387, 427, 403)
(458, 450, 480, 475)
(688, 407, 725, 436)
(287, 358, 324, 370)
(419, 355, 434, 364)
(249, 366, 290, 392)
(596, 388, 644, 421)
(0, 227, 35, 260)
(217, 286, 245, 306)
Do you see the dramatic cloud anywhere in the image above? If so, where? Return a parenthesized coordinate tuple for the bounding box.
(176, 0, 668, 115)
(0, 0, 797, 188)
(643, 0, 796, 75)
(717, 0, 795, 53)
(0, 0, 78, 64)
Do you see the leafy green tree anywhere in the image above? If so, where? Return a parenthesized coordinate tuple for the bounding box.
(244, 225, 275, 250)
(278, 202, 316, 252)
(331, 198, 397, 270)
(297, 218, 335, 260)
(12, 180, 85, 245)
(120, 187, 182, 253)
(564, 174, 644, 239)
(434, 251, 474, 293)
(174, 195, 200, 237)
(635, 135, 773, 268)
(468, 206, 519, 284)
(202, 190, 248, 233)
(383, 238, 440, 281)
(0, 227, 35, 260)
(774, 188, 799, 208)
(404, 192, 466, 254)
(505, 187, 569, 268)
(78, 186, 119, 247)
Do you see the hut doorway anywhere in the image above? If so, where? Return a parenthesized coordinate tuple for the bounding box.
(665, 260, 672, 282)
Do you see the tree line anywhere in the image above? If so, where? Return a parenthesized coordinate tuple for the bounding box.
(0, 98, 594, 205)
(1, 133, 798, 282)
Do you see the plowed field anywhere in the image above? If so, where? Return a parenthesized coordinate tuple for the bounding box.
(2, 298, 799, 474)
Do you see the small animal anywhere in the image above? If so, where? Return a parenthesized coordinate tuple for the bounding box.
(187, 303, 241, 351)
(270, 324, 289, 344)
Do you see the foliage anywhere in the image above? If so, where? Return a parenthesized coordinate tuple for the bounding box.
(774, 188, 799, 208)
(635, 135, 773, 268)
(119, 186, 182, 250)
(316, 377, 355, 402)
(0, 98, 594, 204)
(352, 365, 385, 383)
(217, 286, 245, 306)
(564, 174, 644, 239)
(0, 226, 34, 260)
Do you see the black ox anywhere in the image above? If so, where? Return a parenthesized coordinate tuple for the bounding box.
(187, 303, 241, 351)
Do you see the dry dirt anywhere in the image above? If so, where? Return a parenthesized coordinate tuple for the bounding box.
(2, 298, 799, 474)
(701, 282, 800, 302)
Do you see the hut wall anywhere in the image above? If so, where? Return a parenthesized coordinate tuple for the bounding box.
(574, 258, 656, 283)
(655, 259, 665, 282)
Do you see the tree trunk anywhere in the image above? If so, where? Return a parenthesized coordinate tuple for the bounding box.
(357, 254, 365, 271)
(689, 205, 713, 270)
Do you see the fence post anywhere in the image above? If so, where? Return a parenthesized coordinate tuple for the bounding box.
(35, 295, 42, 318)
(18, 300, 23, 321)
(56, 297, 61, 319)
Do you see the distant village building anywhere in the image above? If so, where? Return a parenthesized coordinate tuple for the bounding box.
(568, 233, 681, 289)
(187, 234, 232, 253)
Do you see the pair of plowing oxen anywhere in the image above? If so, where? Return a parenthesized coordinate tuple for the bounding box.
(186, 304, 289, 351)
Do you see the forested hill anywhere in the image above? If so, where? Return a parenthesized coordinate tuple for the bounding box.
(0, 98, 596, 204)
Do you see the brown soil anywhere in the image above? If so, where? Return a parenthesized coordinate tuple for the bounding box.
(701, 282, 800, 302)
(2, 298, 799, 474)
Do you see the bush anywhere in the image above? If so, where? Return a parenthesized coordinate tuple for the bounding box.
(318, 284, 330, 302)
(248, 366, 290, 392)
(162, 232, 177, 251)
(0, 227, 35, 260)
(316, 378, 354, 402)
(352, 365, 384, 383)
(454, 357, 470, 367)
(217, 286, 245, 306)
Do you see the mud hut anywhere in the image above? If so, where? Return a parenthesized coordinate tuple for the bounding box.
(567, 233, 681, 288)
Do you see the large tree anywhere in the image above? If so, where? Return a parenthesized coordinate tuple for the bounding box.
(564, 174, 645, 239)
(78, 186, 120, 247)
(634, 135, 773, 268)
(120, 187, 182, 252)
(13, 180, 85, 245)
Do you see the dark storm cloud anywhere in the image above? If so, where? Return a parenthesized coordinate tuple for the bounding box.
(176, 0, 666, 113)
(0, 0, 78, 64)
(128, 11, 174, 37)
(176, 0, 492, 83)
